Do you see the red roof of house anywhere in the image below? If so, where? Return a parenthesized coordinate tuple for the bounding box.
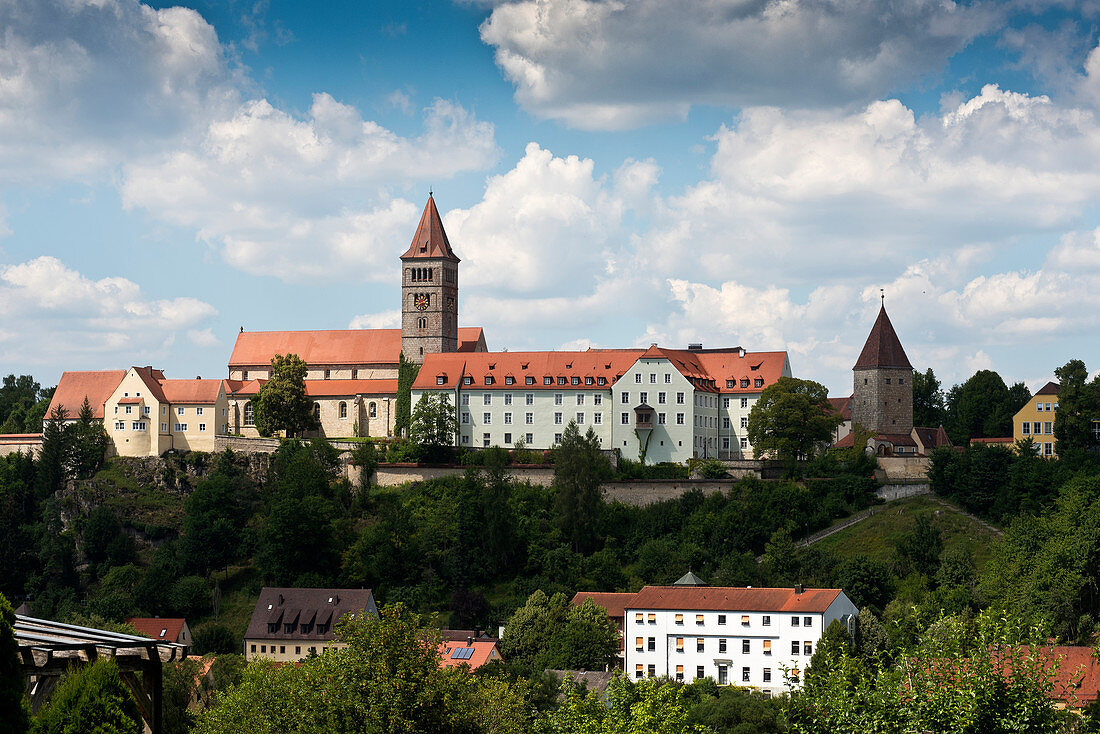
(412, 349, 646, 391)
(128, 617, 186, 643)
(401, 195, 459, 262)
(47, 370, 126, 420)
(228, 327, 485, 367)
(833, 432, 856, 448)
(132, 366, 169, 403)
(691, 350, 789, 394)
(570, 592, 636, 620)
(1043, 646, 1100, 707)
(304, 379, 399, 397)
(828, 396, 852, 420)
(1036, 381, 1059, 397)
(158, 379, 223, 404)
(438, 640, 501, 671)
(913, 426, 952, 452)
(627, 586, 843, 613)
(854, 306, 912, 371)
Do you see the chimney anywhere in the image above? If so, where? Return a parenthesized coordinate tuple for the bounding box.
(466, 636, 474, 647)
(277, 594, 284, 605)
(688, 343, 702, 351)
(196, 376, 201, 380)
(738, 348, 745, 358)
(795, 584, 804, 594)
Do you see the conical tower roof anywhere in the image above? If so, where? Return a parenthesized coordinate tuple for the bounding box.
(401, 195, 460, 262)
(854, 305, 912, 370)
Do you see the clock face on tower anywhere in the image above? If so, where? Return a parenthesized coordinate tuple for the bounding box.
(414, 294, 429, 311)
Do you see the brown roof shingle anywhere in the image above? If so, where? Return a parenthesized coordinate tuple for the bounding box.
(854, 306, 912, 371)
(401, 195, 460, 262)
(245, 588, 377, 642)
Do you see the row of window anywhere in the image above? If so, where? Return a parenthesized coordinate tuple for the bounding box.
(1034, 401, 1058, 412)
(640, 637, 815, 656)
(113, 421, 208, 432)
(621, 412, 685, 425)
(725, 378, 765, 389)
(635, 373, 674, 384)
(463, 393, 605, 407)
(250, 643, 331, 655)
(462, 412, 604, 426)
(635, 613, 814, 627)
(1021, 421, 1053, 435)
(640, 664, 789, 686)
(624, 391, 685, 405)
(461, 432, 548, 447)
(449, 374, 612, 387)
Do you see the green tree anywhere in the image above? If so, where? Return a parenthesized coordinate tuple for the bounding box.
(542, 675, 708, 734)
(252, 354, 317, 438)
(746, 376, 841, 466)
(180, 476, 249, 577)
(551, 598, 620, 672)
(912, 367, 946, 428)
(1054, 359, 1100, 456)
(162, 658, 202, 734)
(348, 440, 380, 489)
(499, 590, 563, 672)
(409, 392, 458, 462)
(197, 604, 532, 734)
(944, 370, 1030, 444)
(894, 515, 943, 578)
(34, 407, 69, 500)
(0, 375, 44, 435)
(553, 421, 612, 554)
(69, 398, 107, 479)
(191, 624, 237, 655)
(0, 593, 29, 734)
(836, 555, 895, 614)
(32, 658, 141, 734)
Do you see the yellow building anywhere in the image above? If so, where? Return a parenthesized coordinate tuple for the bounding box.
(1013, 381, 1059, 457)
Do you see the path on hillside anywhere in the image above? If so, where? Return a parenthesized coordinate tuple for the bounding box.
(771, 493, 1002, 561)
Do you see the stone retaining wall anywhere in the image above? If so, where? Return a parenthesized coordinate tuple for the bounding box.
(602, 480, 734, 506)
(877, 456, 931, 481)
(877, 483, 931, 501)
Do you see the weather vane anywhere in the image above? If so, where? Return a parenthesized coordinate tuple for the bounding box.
(880, 288, 885, 306)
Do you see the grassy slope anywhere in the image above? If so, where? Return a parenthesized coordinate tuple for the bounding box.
(812, 495, 999, 570)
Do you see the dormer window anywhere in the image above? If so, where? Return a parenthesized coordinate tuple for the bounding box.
(597, 377, 606, 386)
(754, 378, 764, 388)
(526, 376, 535, 385)
(505, 376, 514, 385)
(557, 377, 567, 385)
(437, 375, 446, 385)
(544, 377, 553, 385)
(741, 379, 750, 388)
(485, 376, 494, 385)
(571, 377, 580, 385)
(726, 380, 734, 388)
(464, 377, 473, 385)
(585, 377, 594, 385)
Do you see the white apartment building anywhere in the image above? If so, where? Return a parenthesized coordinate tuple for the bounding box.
(620, 584, 857, 694)
(411, 346, 792, 464)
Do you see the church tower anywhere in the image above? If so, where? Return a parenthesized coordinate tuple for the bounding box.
(400, 195, 460, 363)
(851, 302, 913, 435)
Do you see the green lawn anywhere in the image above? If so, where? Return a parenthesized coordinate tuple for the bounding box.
(813, 495, 1000, 571)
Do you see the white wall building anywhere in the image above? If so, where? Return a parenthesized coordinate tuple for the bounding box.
(412, 346, 792, 464)
(619, 584, 857, 694)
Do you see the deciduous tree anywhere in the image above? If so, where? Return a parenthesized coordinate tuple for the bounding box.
(553, 421, 611, 554)
(746, 377, 841, 465)
(252, 354, 317, 438)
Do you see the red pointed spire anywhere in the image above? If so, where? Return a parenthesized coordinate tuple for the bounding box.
(400, 195, 460, 262)
(854, 305, 912, 370)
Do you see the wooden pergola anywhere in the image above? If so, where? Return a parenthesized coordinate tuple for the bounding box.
(15, 615, 186, 734)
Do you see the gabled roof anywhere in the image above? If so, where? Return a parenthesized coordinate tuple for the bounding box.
(913, 426, 952, 452)
(400, 195, 460, 262)
(828, 396, 852, 420)
(691, 350, 790, 394)
(438, 640, 500, 671)
(570, 592, 635, 620)
(244, 587, 377, 641)
(127, 617, 187, 643)
(627, 586, 844, 613)
(412, 349, 646, 391)
(47, 370, 127, 420)
(854, 306, 912, 370)
(158, 379, 223, 405)
(228, 327, 486, 367)
(1036, 381, 1059, 396)
(132, 366, 169, 403)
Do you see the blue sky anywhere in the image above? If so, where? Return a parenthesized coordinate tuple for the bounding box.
(2, 0, 1100, 397)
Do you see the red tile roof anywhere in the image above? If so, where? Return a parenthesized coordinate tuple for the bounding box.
(401, 195, 460, 262)
(832, 432, 856, 448)
(128, 617, 186, 643)
(969, 437, 1013, 445)
(47, 370, 126, 420)
(570, 592, 636, 620)
(438, 640, 501, 671)
(157, 379, 223, 404)
(132, 366, 169, 403)
(854, 306, 912, 370)
(304, 379, 399, 397)
(691, 350, 789, 394)
(1043, 646, 1100, 707)
(228, 327, 485, 367)
(828, 396, 852, 420)
(627, 586, 843, 613)
(412, 349, 646, 391)
(1036, 381, 1059, 396)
